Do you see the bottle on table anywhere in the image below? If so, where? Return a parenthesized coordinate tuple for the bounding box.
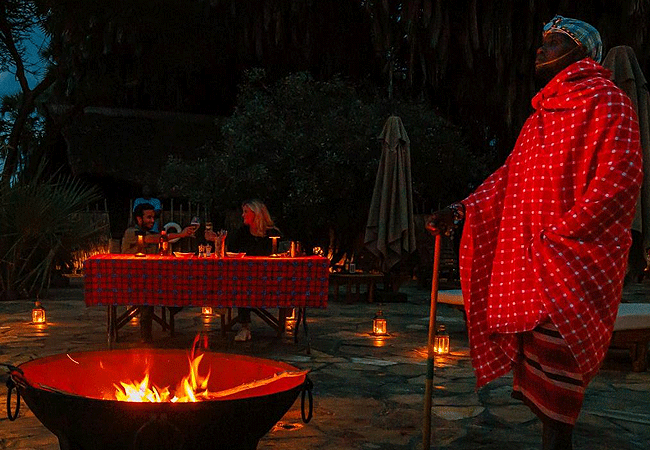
(158, 230, 170, 255)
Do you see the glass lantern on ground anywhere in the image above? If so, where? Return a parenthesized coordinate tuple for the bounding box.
(201, 306, 214, 316)
(32, 301, 46, 324)
(285, 308, 297, 332)
(372, 310, 387, 336)
(434, 324, 450, 354)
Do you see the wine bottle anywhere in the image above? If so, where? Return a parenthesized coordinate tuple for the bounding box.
(159, 230, 170, 255)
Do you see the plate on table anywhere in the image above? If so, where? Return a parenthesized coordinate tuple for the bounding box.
(226, 252, 246, 258)
(174, 252, 195, 258)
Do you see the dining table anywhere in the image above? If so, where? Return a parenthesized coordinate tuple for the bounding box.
(83, 254, 330, 350)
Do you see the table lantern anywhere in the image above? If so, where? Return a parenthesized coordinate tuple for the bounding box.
(201, 306, 214, 316)
(135, 231, 146, 257)
(372, 310, 387, 336)
(434, 324, 450, 354)
(270, 236, 280, 255)
(32, 301, 46, 324)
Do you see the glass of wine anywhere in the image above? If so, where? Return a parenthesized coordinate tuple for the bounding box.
(190, 216, 201, 236)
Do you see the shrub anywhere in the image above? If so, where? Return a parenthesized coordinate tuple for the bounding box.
(0, 167, 106, 299)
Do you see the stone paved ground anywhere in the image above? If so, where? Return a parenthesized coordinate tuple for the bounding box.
(1, 277, 649, 449)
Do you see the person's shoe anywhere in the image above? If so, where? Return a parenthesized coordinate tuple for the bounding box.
(234, 328, 252, 342)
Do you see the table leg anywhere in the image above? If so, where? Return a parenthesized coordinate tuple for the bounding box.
(252, 308, 281, 335)
(161, 307, 168, 331)
(169, 308, 175, 337)
(278, 307, 289, 337)
(301, 308, 311, 354)
(368, 280, 376, 303)
(107, 306, 117, 349)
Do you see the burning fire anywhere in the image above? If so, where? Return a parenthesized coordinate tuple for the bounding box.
(110, 334, 306, 403)
(114, 353, 211, 403)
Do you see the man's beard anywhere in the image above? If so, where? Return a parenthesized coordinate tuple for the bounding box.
(534, 46, 582, 86)
(138, 221, 152, 232)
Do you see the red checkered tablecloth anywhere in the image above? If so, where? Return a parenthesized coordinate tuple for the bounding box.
(84, 254, 329, 308)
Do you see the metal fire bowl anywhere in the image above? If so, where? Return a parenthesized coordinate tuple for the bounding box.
(10, 349, 307, 450)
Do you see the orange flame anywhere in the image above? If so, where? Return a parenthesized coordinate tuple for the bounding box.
(111, 334, 306, 403)
(113, 334, 212, 402)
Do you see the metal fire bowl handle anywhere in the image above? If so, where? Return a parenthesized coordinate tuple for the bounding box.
(2, 364, 23, 421)
(301, 376, 313, 423)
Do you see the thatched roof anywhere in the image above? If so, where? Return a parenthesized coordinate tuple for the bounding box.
(59, 107, 219, 186)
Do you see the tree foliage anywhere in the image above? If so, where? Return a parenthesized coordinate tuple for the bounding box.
(159, 70, 494, 253)
(0, 0, 54, 180)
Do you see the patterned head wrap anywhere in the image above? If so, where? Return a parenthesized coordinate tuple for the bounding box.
(543, 15, 603, 63)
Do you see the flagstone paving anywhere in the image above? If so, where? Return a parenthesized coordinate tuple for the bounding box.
(1, 277, 649, 449)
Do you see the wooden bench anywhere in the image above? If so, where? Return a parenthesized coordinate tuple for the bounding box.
(330, 272, 385, 303)
(610, 303, 650, 372)
(434, 292, 650, 372)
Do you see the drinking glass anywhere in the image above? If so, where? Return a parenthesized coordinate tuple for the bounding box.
(190, 216, 201, 236)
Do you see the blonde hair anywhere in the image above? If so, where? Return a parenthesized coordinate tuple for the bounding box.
(243, 199, 276, 237)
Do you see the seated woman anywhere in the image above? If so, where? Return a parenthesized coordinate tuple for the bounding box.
(206, 199, 281, 341)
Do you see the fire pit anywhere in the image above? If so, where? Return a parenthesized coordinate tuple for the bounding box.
(6, 349, 311, 450)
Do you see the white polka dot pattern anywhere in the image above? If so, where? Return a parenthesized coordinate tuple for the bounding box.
(458, 59, 643, 388)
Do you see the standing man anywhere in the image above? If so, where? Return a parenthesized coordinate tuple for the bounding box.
(122, 202, 195, 340)
(427, 16, 642, 450)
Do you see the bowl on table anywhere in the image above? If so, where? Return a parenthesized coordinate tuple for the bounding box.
(226, 252, 246, 258)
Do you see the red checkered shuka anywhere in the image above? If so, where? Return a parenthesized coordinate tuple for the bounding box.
(459, 59, 643, 388)
(83, 255, 329, 308)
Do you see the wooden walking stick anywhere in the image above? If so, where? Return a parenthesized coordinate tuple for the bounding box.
(423, 233, 441, 449)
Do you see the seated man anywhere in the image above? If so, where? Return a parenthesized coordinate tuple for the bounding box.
(122, 203, 195, 340)
(132, 185, 162, 232)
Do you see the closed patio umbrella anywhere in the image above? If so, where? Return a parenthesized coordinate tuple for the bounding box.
(364, 115, 416, 273)
(603, 46, 650, 278)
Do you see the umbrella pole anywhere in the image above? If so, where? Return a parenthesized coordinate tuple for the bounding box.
(423, 233, 441, 449)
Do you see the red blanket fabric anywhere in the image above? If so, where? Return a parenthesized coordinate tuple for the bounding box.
(460, 59, 643, 388)
(84, 255, 329, 308)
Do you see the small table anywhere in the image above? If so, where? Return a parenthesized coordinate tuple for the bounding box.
(329, 272, 384, 303)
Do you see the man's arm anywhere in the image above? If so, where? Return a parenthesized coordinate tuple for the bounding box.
(141, 226, 195, 243)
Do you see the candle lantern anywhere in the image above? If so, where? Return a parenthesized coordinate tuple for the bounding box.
(202, 306, 214, 316)
(434, 324, 450, 354)
(372, 310, 387, 336)
(135, 231, 146, 257)
(32, 301, 46, 324)
(270, 236, 280, 255)
(285, 308, 297, 332)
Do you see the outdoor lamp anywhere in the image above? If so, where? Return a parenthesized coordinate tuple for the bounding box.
(372, 310, 387, 336)
(202, 306, 214, 316)
(32, 301, 46, 324)
(135, 231, 146, 257)
(269, 230, 282, 255)
(270, 236, 280, 254)
(434, 324, 450, 354)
